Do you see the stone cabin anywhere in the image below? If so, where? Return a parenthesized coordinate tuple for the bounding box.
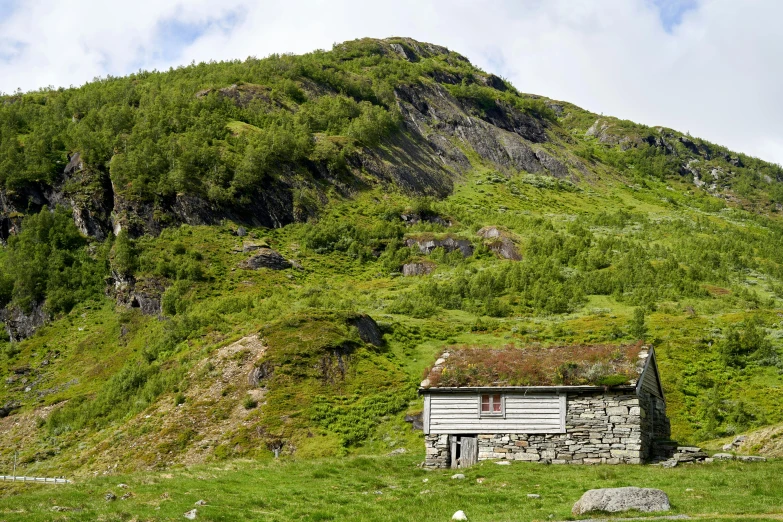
(420, 343, 669, 468)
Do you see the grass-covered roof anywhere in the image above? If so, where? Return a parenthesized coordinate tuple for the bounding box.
(422, 342, 646, 388)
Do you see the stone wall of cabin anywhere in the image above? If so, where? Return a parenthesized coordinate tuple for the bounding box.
(425, 391, 649, 467)
(424, 434, 450, 468)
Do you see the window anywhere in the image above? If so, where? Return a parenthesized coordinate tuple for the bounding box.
(480, 393, 503, 416)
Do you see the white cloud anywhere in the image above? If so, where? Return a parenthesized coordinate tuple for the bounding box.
(0, 0, 781, 165)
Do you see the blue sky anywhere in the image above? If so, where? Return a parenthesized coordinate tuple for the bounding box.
(0, 0, 781, 166)
(652, 0, 699, 32)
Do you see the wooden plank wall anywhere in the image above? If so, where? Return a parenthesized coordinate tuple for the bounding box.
(641, 353, 664, 399)
(427, 393, 564, 434)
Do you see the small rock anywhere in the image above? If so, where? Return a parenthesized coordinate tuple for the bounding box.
(677, 446, 702, 453)
(184, 509, 198, 520)
(105, 492, 117, 502)
(527, 494, 541, 499)
(737, 455, 766, 462)
(120, 492, 134, 500)
(476, 478, 485, 484)
(236, 227, 247, 237)
(703, 458, 714, 464)
(452, 510, 468, 521)
(572, 487, 671, 515)
(50, 506, 71, 512)
(712, 453, 734, 460)
(388, 448, 407, 456)
(495, 461, 511, 465)
(451, 473, 465, 480)
(422, 478, 429, 483)
(662, 459, 678, 468)
(374, 490, 383, 495)
(733, 435, 747, 445)
(195, 499, 207, 506)
(685, 488, 694, 492)
(722, 443, 734, 451)
(117, 483, 129, 489)
(420, 489, 431, 495)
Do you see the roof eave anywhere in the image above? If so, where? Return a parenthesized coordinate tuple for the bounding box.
(418, 385, 638, 394)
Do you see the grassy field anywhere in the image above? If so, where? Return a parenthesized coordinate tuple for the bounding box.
(1, 454, 782, 521)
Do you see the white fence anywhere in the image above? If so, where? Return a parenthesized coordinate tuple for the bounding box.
(0, 475, 70, 484)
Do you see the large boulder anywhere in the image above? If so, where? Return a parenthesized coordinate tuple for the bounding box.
(239, 248, 292, 270)
(572, 487, 670, 515)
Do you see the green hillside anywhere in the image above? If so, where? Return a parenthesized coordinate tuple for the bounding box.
(2, 37, 783, 478)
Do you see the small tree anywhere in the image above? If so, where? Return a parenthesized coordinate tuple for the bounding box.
(628, 307, 647, 340)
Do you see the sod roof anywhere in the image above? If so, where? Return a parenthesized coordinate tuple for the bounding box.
(422, 342, 647, 388)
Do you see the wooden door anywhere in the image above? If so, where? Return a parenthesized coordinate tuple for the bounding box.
(450, 436, 459, 469)
(460, 436, 478, 468)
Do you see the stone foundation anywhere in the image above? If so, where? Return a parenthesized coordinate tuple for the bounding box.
(424, 391, 667, 468)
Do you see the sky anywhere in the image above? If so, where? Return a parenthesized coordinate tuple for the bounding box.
(0, 0, 780, 165)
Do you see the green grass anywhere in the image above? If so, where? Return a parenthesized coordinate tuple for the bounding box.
(2, 455, 783, 521)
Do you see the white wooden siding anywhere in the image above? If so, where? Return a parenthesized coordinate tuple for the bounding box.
(427, 393, 565, 434)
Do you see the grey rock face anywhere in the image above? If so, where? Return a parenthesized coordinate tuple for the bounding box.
(0, 302, 49, 342)
(572, 487, 670, 515)
(478, 227, 521, 260)
(405, 237, 473, 257)
(349, 314, 383, 347)
(402, 262, 435, 276)
(240, 248, 291, 270)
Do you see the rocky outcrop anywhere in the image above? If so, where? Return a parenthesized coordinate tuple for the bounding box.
(0, 400, 21, 418)
(349, 314, 383, 347)
(405, 237, 473, 257)
(477, 226, 521, 260)
(111, 273, 164, 316)
(239, 248, 292, 270)
(572, 487, 670, 515)
(0, 303, 49, 342)
(402, 262, 435, 276)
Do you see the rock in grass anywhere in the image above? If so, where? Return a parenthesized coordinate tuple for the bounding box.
(572, 487, 670, 515)
(737, 455, 766, 462)
(527, 493, 541, 499)
(713, 453, 734, 460)
(195, 499, 207, 506)
(105, 492, 116, 502)
(184, 508, 198, 519)
(451, 473, 465, 480)
(452, 510, 468, 520)
(239, 248, 291, 270)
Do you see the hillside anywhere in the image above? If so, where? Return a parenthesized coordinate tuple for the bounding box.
(2, 37, 783, 477)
